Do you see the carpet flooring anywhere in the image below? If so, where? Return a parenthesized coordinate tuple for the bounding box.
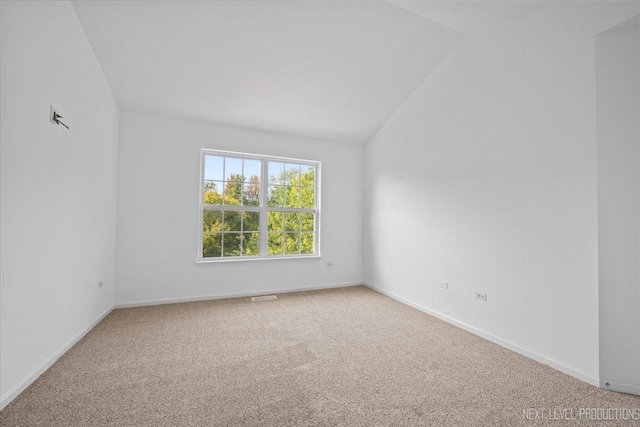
(1, 285, 638, 426)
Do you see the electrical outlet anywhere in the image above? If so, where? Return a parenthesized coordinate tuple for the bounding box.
(326, 262, 333, 268)
(439, 282, 448, 289)
(475, 292, 487, 301)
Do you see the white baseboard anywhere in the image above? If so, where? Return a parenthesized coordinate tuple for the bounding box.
(4, 281, 615, 412)
(0, 305, 114, 411)
(363, 282, 601, 388)
(600, 379, 640, 396)
(115, 281, 362, 309)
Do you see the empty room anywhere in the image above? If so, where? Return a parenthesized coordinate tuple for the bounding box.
(1, 0, 639, 425)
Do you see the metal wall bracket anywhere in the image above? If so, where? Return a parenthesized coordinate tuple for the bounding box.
(50, 106, 69, 129)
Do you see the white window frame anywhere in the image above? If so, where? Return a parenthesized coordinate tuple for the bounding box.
(197, 148, 321, 263)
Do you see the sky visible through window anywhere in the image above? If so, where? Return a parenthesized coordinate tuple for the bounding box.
(204, 155, 261, 181)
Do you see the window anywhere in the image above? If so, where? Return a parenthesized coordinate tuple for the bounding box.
(199, 149, 319, 261)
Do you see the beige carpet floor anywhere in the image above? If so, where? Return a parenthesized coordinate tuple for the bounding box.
(1, 285, 638, 426)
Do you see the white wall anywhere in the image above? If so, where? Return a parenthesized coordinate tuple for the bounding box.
(363, 5, 631, 383)
(116, 112, 363, 305)
(596, 15, 640, 395)
(0, 1, 119, 407)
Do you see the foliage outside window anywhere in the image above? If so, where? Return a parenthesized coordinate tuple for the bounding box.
(199, 149, 319, 260)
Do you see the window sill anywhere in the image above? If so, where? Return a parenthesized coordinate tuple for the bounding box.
(196, 254, 321, 264)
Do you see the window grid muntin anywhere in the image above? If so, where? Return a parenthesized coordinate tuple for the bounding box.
(200, 150, 318, 261)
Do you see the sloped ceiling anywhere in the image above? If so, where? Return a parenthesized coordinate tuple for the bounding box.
(72, 1, 462, 143)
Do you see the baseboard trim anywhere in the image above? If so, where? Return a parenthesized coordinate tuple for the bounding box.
(4, 281, 613, 411)
(600, 379, 640, 396)
(115, 281, 362, 309)
(0, 305, 114, 411)
(363, 282, 600, 388)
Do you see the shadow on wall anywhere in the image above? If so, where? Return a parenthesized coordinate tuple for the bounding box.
(596, 14, 640, 396)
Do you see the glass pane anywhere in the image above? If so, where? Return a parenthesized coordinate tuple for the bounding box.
(224, 211, 241, 232)
(202, 232, 222, 258)
(225, 157, 243, 181)
(243, 183, 260, 206)
(284, 233, 300, 255)
(300, 164, 315, 186)
(243, 159, 261, 182)
(203, 180, 219, 192)
(204, 155, 224, 181)
(223, 181, 242, 205)
(268, 161, 284, 184)
(285, 163, 300, 185)
(284, 186, 300, 208)
(268, 211, 283, 232)
(203, 181, 224, 205)
(203, 210, 223, 233)
(223, 233, 241, 257)
(243, 211, 259, 232)
(268, 233, 284, 256)
(284, 212, 300, 232)
(242, 232, 259, 256)
(300, 187, 315, 209)
(268, 185, 284, 207)
(300, 213, 314, 232)
(301, 233, 314, 254)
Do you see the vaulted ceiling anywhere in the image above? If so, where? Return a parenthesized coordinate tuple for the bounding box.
(72, 1, 463, 143)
